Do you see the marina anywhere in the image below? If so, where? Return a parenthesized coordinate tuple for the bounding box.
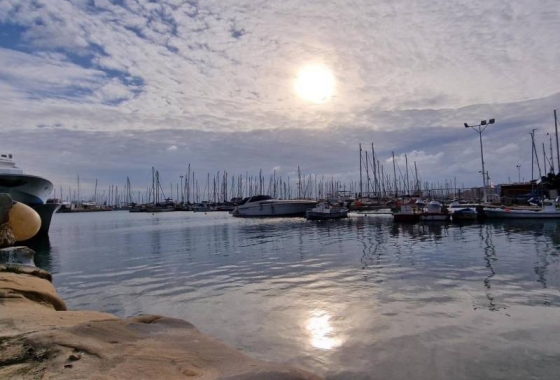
(29, 210, 560, 380)
(2, 2, 560, 377)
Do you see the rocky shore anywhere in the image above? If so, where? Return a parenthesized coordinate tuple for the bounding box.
(0, 246, 321, 379)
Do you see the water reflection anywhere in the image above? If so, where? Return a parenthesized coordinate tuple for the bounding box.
(39, 212, 560, 379)
(479, 224, 498, 311)
(306, 309, 342, 350)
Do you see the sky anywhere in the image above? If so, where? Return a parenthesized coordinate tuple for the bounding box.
(1, 0, 560, 200)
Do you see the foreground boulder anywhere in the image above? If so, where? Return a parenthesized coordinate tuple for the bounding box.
(0, 251, 321, 380)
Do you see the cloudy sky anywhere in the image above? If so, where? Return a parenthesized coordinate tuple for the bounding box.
(1, 0, 560, 199)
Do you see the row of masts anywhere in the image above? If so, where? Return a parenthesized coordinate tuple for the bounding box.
(53, 150, 479, 209)
(358, 143, 424, 198)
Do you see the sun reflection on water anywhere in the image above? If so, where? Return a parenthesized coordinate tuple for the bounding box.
(306, 309, 342, 350)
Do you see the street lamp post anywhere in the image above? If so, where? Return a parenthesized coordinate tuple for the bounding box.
(180, 175, 184, 204)
(464, 118, 496, 203)
(516, 164, 521, 183)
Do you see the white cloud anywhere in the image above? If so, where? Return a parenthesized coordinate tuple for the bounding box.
(0, 0, 559, 189)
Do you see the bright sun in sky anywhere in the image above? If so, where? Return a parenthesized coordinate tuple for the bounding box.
(295, 64, 335, 104)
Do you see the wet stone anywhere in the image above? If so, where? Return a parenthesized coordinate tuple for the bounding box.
(0, 246, 35, 266)
(0, 193, 13, 224)
(0, 222, 16, 248)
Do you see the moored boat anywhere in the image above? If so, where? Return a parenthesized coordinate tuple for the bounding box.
(231, 195, 317, 217)
(0, 153, 59, 234)
(451, 207, 478, 221)
(421, 200, 450, 222)
(306, 202, 348, 220)
(392, 199, 421, 223)
(483, 199, 560, 219)
(448, 201, 478, 222)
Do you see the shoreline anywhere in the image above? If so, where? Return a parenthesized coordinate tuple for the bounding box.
(0, 246, 321, 380)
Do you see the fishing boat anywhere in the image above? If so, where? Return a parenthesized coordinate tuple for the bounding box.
(421, 200, 450, 222)
(306, 202, 348, 220)
(231, 195, 316, 217)
(483, 199, 560, 219)
(0, 153, 60, 234)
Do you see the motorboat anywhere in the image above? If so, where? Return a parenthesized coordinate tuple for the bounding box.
(483, 199, 560, 219)
(306, 201, 348, 220)
(448, 201, 478, 222)
(392, 199, 421, 223)
(0, 153, 60, 234)
(421, 200, 450, 222)
(231, 195, 317, 217)
(192, 201, 216, 212)
(450, 207, 478, 221)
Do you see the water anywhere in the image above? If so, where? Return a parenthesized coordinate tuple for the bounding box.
(31, 211, 560, 379)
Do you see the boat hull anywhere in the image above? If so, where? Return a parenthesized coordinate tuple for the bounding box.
(484, 208, 560, 219)
(30, 202, 61, 234)
(232, 200, 317, 217)
(451, 208, 478, 222)
(0, 174, 58, 234)
(306, 209, 348, 220)
(0, 174, 53, 205)
(393, 213, 421, 223)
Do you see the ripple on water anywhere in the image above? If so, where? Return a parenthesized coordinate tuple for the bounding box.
(40, 212, 560, 379)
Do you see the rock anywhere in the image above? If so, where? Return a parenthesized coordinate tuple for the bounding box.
(68, 353, 82, 361)
(0, 246, 36, 266)
(0, 193, 13, 224)
(0, 222, 16, 248)
(8, 202, 42, 241)
(0, 263, 53, 282)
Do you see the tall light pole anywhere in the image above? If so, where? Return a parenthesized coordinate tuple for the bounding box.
(516, 164, 521, 183)
(180, 175, 184, 204)
(464, 118, 496, 203)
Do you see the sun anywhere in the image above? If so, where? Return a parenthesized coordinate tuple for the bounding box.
(295, 64, 335, 104)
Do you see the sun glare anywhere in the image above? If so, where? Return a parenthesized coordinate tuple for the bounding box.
(295, 64, 335, 104)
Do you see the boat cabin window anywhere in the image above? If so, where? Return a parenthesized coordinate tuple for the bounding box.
(247, 195, 272, 203)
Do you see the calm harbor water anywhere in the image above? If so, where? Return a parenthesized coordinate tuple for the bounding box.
(31, 211, 560, 379)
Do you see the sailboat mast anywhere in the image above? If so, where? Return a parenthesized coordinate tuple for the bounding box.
(365, 151, 370, 196)
(371, 143, 378, 198)
(405, 154, 409, 195)
(414, 161, 419, 195)
(392, 151, 397, 198)
(555, 109, 560, 172)
(359, 144, 363, 197)
(94, 179, 98, 203)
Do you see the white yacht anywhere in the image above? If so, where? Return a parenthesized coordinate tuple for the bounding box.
(0, 153, 60, 234)
(231, 195, 317, 217)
